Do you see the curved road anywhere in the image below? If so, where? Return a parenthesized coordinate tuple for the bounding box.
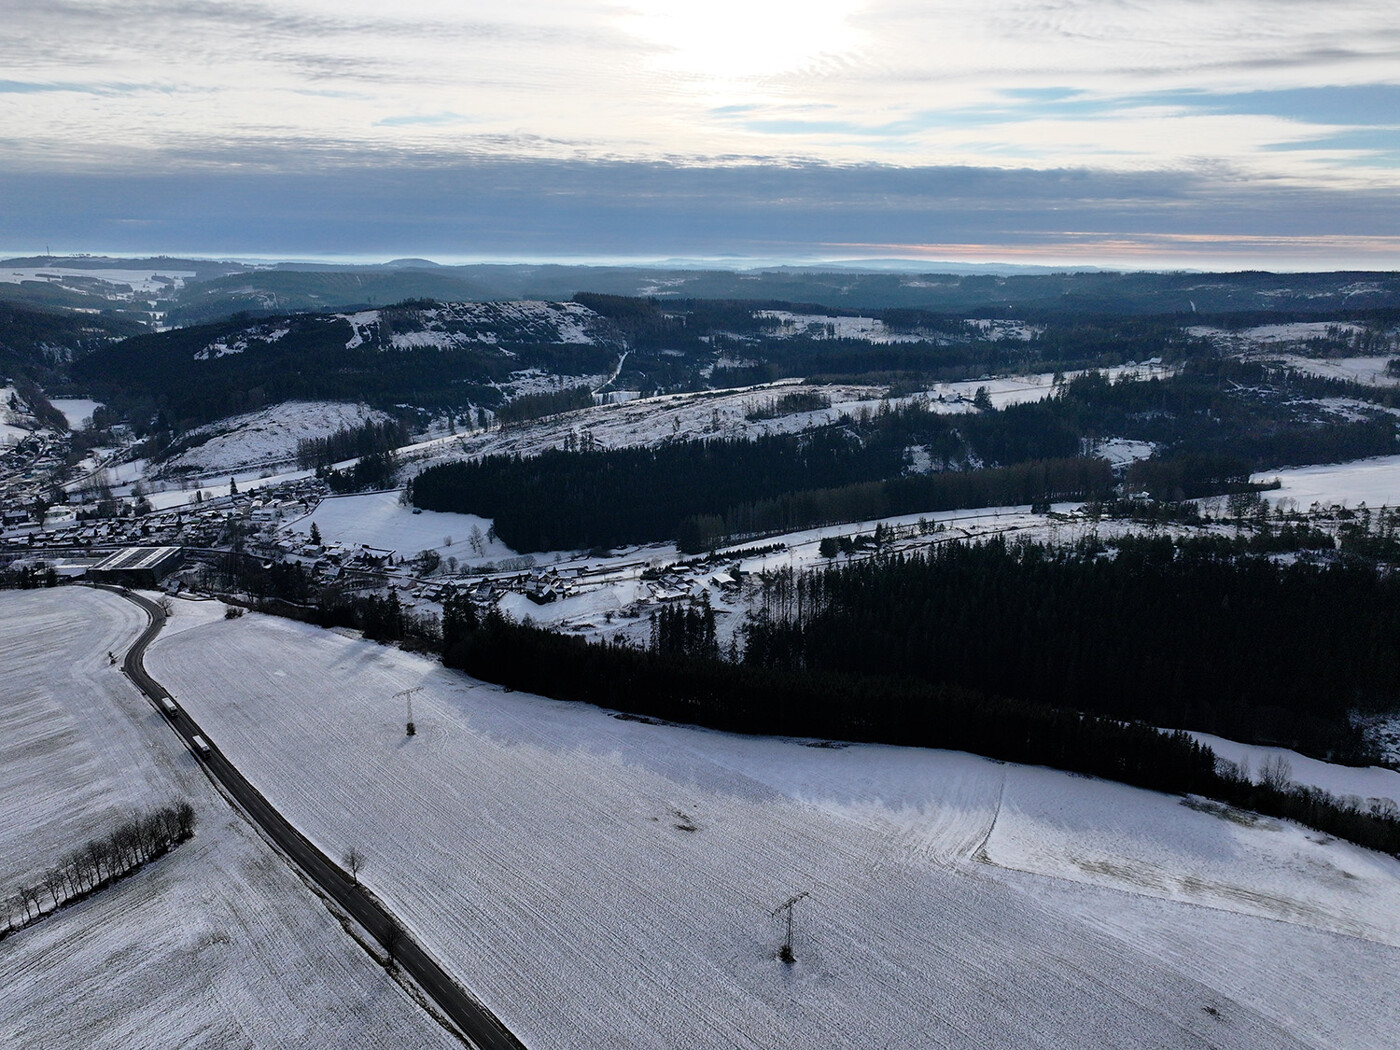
(104, 586, 525, 1050)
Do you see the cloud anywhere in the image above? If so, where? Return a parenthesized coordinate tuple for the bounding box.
(3, 0, 1397, 267)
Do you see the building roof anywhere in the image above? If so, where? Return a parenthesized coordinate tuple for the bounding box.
(91, 546, 183, 572)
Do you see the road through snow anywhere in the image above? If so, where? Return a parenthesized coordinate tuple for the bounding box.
(107, 586, 525, 1050)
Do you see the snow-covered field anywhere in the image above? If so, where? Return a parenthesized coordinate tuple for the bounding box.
(1189, 322, 1372, 350)
(1269, 355, 1400, 388)
(1186, 731, 1400, 810)
(0, 267, 194, 295)
(757, 310, 929, 343)
(1254, 455, 1400, 510)
(155, 400, 391, 479)
(290, 489, 514, 561)
(48, 397, 102, 430)
(0, 588, 457, 1050)
(400, 365, 1167, 480)
(145, 604, 1400, 1050)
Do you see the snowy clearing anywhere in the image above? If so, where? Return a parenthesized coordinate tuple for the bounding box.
(757, 310, 930, 343)
(1254, 455, 1400, 510)
(1188, 322, 1371, 350)
(145, 604, 1400, 1050)
(1185, 731, 1400, 810)
(1269, 355, 1400, 387)
(48, 397, 102, 430)
(0, 588, 457, 1050)
(290, 489, 514, 561)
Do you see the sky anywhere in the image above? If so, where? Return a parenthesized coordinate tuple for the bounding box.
(2, 0, 1399, 270)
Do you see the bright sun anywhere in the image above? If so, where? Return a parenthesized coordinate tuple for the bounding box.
(620, 0, 867, 81)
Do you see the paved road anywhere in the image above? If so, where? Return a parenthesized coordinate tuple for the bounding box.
(105, 586, 526, 1050)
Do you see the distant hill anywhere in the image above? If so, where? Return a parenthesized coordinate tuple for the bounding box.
(71, 300, 626, 428)
(8, 256, 1400, 332)
(0, 302, 145, 383)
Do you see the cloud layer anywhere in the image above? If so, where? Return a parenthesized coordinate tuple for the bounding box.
(3, 1, 1398, 265)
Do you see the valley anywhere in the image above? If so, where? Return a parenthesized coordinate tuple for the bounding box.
(4, 258, 1400, 1048)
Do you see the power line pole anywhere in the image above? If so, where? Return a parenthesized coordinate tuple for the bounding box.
(771, 891, 809, 964)
(394, 686, 422, 736)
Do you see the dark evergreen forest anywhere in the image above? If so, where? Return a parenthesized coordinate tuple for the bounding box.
(408, 356, 1398, 551)
(408, 411, 1113, 551)
(741, 537, 1395, 761)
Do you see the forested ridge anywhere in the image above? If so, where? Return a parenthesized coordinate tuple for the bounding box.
(71, 309, 618, 428)
(741, 537, 1395, 761)
(408, 355, 1398, 551)
(409, 412, 1114, 551)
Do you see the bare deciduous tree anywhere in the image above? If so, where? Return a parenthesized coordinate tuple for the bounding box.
(2, 802, 198, 940)
(380, 918, 403, 967)
(344, 847, 363, 885)
(1259, 754, 1293, 792)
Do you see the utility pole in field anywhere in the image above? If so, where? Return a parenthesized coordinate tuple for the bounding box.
(771, 891, 809, 964)
(395, 686, 423, 736)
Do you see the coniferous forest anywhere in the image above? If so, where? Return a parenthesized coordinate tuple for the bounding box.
(739, 536, 1396, 761)
(409, 358, 1400, 552)
(408, 427, 1110, 552)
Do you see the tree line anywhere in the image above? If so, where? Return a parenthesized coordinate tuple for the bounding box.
(408, 407, 1115, 552)
(431, 595, 1400, 856)
(2, 802, 196, 939)
(295, 418, 412, 470)
(0, 562, 60, 590)
(740, 536, 1396, 761)
(440, 600, 1221, 796)
(494, 385, 595, 426)
(678, 456, 1112, 553)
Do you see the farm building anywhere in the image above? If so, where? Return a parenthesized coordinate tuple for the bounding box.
(87, 546, 184, 587)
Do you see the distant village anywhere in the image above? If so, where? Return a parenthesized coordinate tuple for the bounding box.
(1, 423, 758, 639)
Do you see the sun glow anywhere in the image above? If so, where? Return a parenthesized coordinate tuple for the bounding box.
(620, 0, 868, 81)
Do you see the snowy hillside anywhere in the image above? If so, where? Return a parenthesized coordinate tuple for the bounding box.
(335, 300, 615, 350)
(0, 589, 458, 1050)
(155, 400, 393, 479)
(146, 604, 1400, 1050)
(191, 321, 290, 359)
(0, 384, 36, 444)
(400, 364, 1165, 478)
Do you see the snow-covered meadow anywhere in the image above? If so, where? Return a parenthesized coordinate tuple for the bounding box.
(398, 364, 1168, 481)
(1254, 455, 1400, 510)
(290, 489, 513, 562)
(0, 267, 194, 295)
(0, 589, 459, 1050)
(48, 397, 102, 430)
(1269, 355, 1400, 388)
(145, 602, 1400, 1050)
